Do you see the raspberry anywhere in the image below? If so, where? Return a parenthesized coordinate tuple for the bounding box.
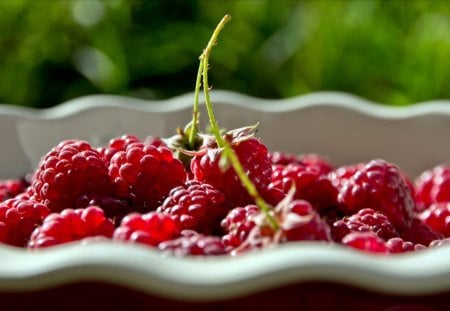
(260, 187, 285, 206)
(28, 206, 114, 248)
(30, 140, 112, 212)
(331, 208, 399, 242)
(419, 202, 450, 237)
(386, 237, 424, 253)
(330, 159, 415, 230)
(269, 151, 303, 166)
(298, 154, 334, 175)
(113, 212, 180, 247)
(157, 180, 226, 235)
(98, 134, 168, 166)
(221, 205, 259, 248)
(0, 198, 50, 247)
(270, 152, 334, 175)
(400, 218, 444, 246)
(108, 142, 187, 211)
(279, 199, 331, 242)
(76, 194, 132, 226)
(0, 178, 29, 202)
(270, 163, 338, 211)
(341, 232, 389, 254)
(191, 136, 272, 208)
(98, 134, 142, 165)
(415, 164, 450, 210)
(330, 163, 363, 187)
(235, 199, 331, 253)
(158, 230, 227, 256)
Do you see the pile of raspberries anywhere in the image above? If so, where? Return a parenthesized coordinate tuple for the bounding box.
(1, 133, 449, 256)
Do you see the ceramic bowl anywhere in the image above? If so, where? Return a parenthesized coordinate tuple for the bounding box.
(0, 91, 449, 310)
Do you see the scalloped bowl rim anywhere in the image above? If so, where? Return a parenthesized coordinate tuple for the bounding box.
(2, 90, 450, 118)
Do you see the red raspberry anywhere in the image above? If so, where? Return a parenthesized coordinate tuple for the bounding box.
(221, 205, 259, 248)
(260, 187, 285, 206)
(98, 134, 142, 165)
(400, 218, 444, 246)
(108, 142, 187, 211)
(298, 154, 334, 175)
(28, 206, 114, 248)
(330, 159, 415, 230)
(279, 199, 331, 242)
(0, 198, 50, 247)
(270, 163, 338, 211)
(30, 140, 112, 212)
(419, 202, 450, 237)
(386, 237, 425, 253)
(98, 134, 168, 166)
(341, 232, 389, 254)
(270, 152, 334, 175)
(415, 164, 450, 210)
(76, 194, 132, 227)
(158, 230, 227, 256)
(269, 151, 303, 166)
(331, 208, 399, 242)
(113, 212, 180, 247)
(191, 137, 272, 208)
(0, 178, 29, 202)
(330, 163, 363, 187)
(235, 200, 331, 253)
(157, 180, 226, 235)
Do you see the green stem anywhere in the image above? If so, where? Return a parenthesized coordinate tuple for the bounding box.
(189, 14, 231, 149)
(200, 14, 230, 148)
(188, 57, 204, 148)
(200, 15, 279, 231)
(202, 52, 227, 147)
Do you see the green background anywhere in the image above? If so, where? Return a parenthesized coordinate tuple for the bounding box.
(1, 0, 449, 108)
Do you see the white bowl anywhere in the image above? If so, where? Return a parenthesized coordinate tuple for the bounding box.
(0, 91, 449, 309)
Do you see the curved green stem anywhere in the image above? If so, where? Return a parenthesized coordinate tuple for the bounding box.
(189, 14, 231, 149)
(200, 15, 279, 231)
(188, 57, 204, 148)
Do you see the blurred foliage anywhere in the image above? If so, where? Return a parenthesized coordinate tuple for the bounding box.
(0, 0, 449, 108)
